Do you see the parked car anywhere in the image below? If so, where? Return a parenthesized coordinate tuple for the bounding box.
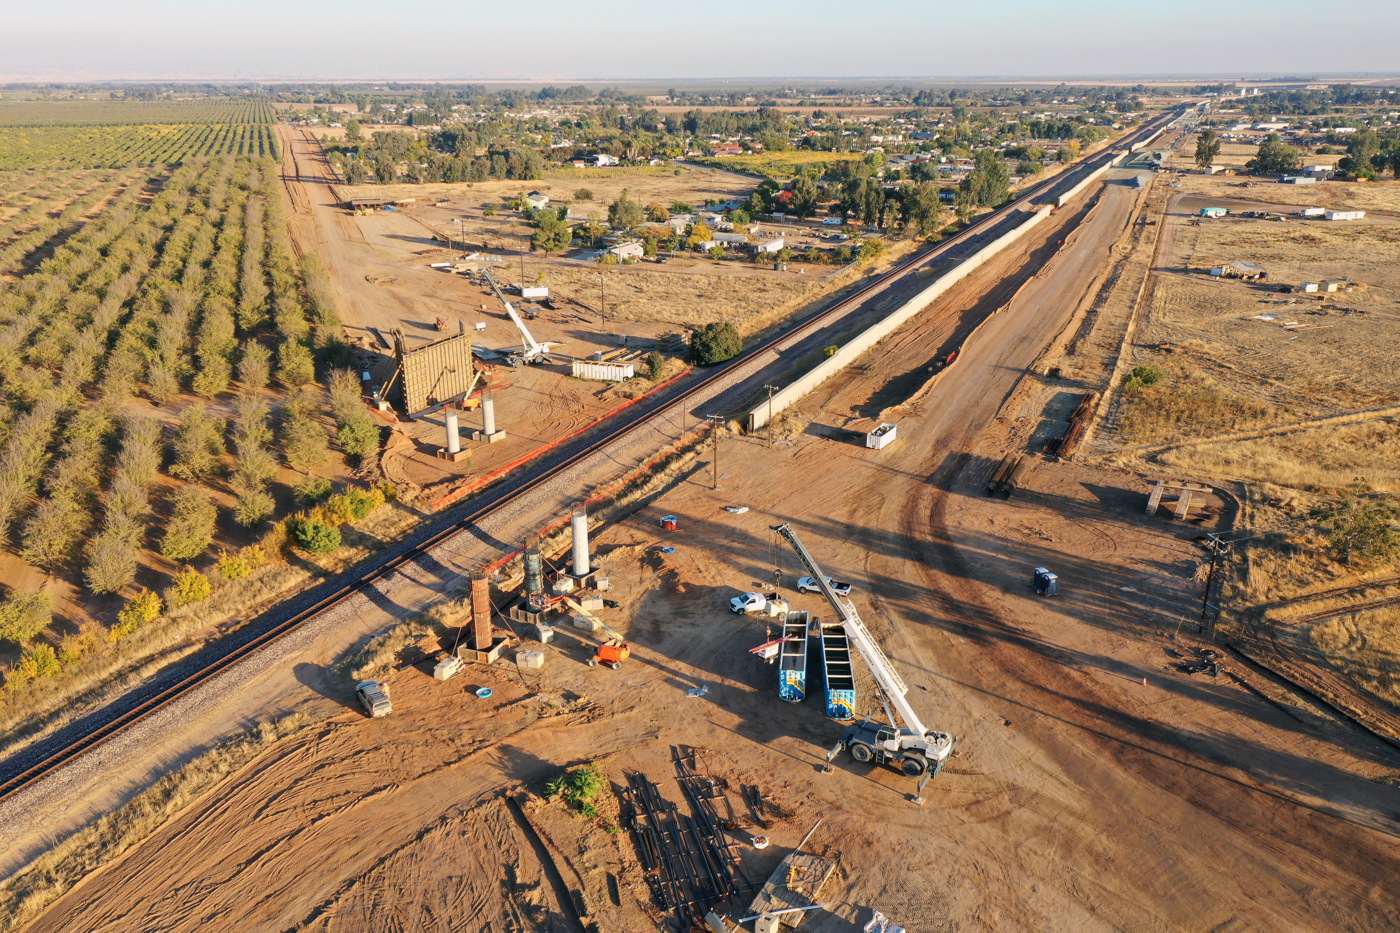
(730, 592, 769, 615)
(356, 680, 393, 718)
(796, 576, 852, 597)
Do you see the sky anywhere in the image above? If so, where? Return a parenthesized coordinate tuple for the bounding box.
(2, 0, 1398, 83)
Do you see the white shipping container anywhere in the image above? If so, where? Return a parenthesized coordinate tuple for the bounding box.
(866, 422, 898, 449)
(571, 360, 635, 382)
(521, 286, 549, 298)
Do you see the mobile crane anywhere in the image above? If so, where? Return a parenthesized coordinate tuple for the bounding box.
(770, 523, 957, 798)
(483, 269, 553, 367)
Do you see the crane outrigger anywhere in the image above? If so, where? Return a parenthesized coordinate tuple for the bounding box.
(770, 523, 958, 800)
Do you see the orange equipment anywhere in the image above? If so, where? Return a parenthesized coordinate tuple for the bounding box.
(588, 642, 631, 671)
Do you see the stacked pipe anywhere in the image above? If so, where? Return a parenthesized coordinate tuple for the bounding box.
(1047, 391, 1100, 459)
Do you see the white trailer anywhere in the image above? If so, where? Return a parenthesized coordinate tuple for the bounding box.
(1324, 210, 1365, 221)
(865, 423, 897, 449)
(571, 360, 635, 382)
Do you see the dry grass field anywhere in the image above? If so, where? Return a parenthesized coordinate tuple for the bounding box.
(1084, 170, 1400, 721)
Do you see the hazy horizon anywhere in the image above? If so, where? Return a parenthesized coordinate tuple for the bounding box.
(4, 0, 1398, 84)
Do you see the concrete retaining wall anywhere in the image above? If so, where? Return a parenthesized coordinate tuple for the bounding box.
(747, 204, 1054, 431)
(1130, 128, 1165, 153)
(1055, 152, 1128, 208)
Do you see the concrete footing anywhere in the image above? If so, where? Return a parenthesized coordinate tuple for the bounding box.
(471, 429, 508, 443)
(437, 448, 471, 462)
(465, 636, 509, 664)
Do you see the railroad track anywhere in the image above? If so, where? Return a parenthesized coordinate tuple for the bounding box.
(0, 112, 1178, 803)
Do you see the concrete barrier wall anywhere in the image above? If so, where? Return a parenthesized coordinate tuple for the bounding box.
(1130, 128, 1165, 153)
(747, 205, 1054, 431)
(1054, 152, 1127, 209)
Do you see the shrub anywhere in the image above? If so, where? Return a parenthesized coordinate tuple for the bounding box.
(544, 763, 607, 815)
(1122, 364, 1165, 392)
(294, 475, 333, 504)
(646, 351, 664, 381)
(112, 589, 163, 640)
(57, 622, 103, 665)
(344, 487, 384, 521)
(11, 643, 62, 688)
(217, 552, 251, 581)
(0, 590, 53, 645)
(574, 188, 593, 200)
(689, 322, 742, 366)
(166, 568, 213, 608)
(337, 416, 381, 459)
(482, 208, 496, 217)
(1311, 498, 1399, 565)
(293, 517, 341, 555)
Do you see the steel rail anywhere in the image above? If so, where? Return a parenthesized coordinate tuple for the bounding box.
(0, 113, 1177, 803)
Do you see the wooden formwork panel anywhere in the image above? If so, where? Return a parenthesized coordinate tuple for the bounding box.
(397, 330, 474, 414)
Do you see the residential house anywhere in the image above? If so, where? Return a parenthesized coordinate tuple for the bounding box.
(524, 192, 550, 210)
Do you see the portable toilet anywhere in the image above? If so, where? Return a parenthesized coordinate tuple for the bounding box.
(1033, 567, 1059, 597)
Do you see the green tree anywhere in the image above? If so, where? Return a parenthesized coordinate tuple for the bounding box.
(1194, 130, 1221, 170)
(608, 188, 644, 231)
(1312, 498, 1398, 565)
(963, 149, 1010, 207)
(161, 486, 219, 562)
(1247, 135, 1301, 175)
(902, 182, 944, 237)
(646, 351, 664, 380)
(531, 213, 573, 255)
(789, 172, 819, 220)
(574, 188, 594, 200)
(294, 517, 342, 554)
(1338, 128, 1380, 179)
(689, 322, 742, 365)
(645, 202, 670, 223)
(345, 120, 362, 143)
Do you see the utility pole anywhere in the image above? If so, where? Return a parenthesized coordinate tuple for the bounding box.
(706, 414, 723, 489)
(599, 273, 607, 334)
(764, 384, 778, 440)
(519, 250, 526, 288)
(1199, 534, 1229, 633)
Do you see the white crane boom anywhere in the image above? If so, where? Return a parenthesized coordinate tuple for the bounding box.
(769, 523, 935, 739)
(483, 270, 548, 363)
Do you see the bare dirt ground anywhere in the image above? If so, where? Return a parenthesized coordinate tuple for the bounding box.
(17, 161, 1400, 933)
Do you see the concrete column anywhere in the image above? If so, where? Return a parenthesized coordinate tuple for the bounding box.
(570, 508, 589, 577)
(482, 391, 497, 436)
(445, 411, 461, 454)
(470, 574, 491, 650)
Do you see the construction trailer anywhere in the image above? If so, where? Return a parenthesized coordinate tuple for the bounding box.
(1325, 210, 1365, 221)
(1200, 207, 1228, 218)
(392, 328, 477, 418)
